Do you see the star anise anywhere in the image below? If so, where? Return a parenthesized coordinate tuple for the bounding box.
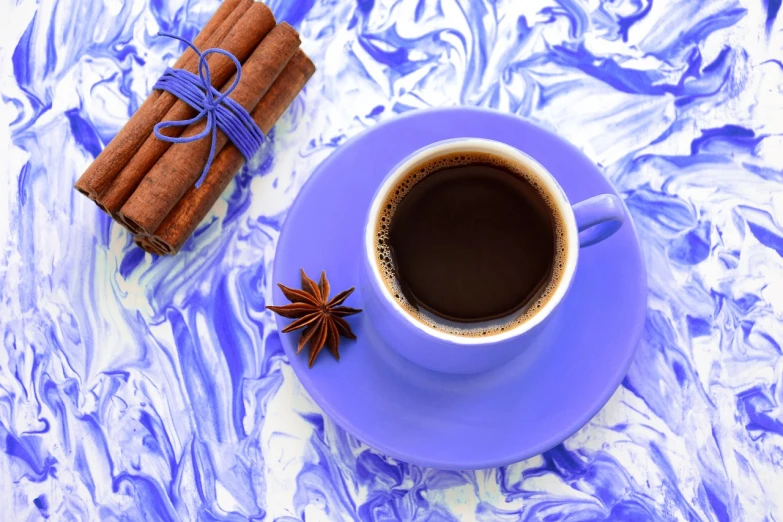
(267, 269, 362, 367)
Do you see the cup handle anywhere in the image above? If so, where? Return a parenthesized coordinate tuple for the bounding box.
(572, 194, 625, 247)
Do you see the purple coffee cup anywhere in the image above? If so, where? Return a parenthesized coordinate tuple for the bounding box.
(360, 138, 625, 374)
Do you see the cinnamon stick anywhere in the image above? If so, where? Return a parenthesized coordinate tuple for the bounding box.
(134, 235, 166, 256)
(170, 0, 250, 72)
(118, 23, 301, 235)
(151, 50, 315, 254)
(74, 0, 252, 198)
(95, 2, 276, 216)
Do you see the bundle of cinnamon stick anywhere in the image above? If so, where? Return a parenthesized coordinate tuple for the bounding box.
(74, 0, 315, 255)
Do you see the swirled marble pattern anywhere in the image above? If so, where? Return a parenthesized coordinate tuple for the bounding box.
(2, 0, 783, 519)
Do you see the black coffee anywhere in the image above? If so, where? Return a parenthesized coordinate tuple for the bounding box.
(375, 151, 566, 336)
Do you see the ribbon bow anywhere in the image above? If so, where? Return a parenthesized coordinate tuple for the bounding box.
(153, 32, 264, 188)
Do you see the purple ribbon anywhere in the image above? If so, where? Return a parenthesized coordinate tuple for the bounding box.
(152, 32, 264, 188)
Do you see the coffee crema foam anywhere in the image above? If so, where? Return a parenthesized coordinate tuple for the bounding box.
(374, 151, 569, 337)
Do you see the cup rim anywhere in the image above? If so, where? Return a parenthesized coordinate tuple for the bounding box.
(364, 138, 580, 345)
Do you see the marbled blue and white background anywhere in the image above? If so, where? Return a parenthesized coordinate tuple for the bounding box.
(2, 0, 783, 519)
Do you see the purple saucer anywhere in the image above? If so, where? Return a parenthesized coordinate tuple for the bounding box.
(271, 107, 647, 469)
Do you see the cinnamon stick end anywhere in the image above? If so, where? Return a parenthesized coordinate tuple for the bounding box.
(74, 179, 96, 200)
